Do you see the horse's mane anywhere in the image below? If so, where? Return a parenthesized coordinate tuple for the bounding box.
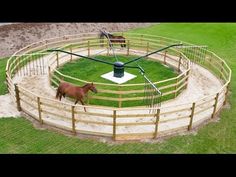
(82, 83, 91, 88)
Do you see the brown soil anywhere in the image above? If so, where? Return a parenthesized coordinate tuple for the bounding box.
(0, 23, 153, 57)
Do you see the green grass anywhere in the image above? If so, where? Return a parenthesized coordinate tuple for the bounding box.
(1, 23, 236, 153)
(55, 55, 178, 107)
(0, 58, 9, 95)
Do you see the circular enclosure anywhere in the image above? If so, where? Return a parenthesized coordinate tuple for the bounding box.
(5, 32, 231, 141)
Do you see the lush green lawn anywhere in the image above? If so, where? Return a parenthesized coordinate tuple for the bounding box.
(0, 58, 9, 95)
(55, 55, 178, 107)
(0, 23, 236, 153)
(58, 55, 177, 85)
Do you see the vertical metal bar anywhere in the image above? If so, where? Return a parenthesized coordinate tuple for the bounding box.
(70, 45, 73, 62)
(127, 40, 130, 56)
(48, 66, 51, 85)
(32, 54, 36, 75)
(56, 51, 59, 68)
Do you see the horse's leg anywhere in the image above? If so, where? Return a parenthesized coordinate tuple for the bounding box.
(79, 99, 86, 112)
(75, 99, 78, 104)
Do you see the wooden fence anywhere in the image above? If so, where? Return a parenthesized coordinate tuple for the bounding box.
(5, 33, 231, 140)
(47, 38, 190, 108)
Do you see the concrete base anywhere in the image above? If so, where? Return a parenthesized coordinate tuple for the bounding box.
(101, 71, 137, 84)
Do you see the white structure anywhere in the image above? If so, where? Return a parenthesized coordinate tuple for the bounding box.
(101, 71, 136, 84)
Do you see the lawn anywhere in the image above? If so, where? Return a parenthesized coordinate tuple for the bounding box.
(0, 23, 236, 153)
(0, 58, 9, 95)
(55, 55, 178, 107)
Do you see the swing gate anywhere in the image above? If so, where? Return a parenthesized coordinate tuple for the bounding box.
(142, 73, 162, 113)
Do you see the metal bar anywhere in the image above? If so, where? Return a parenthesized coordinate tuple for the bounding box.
(142, 73, 161, 95)
(124, 43, 183, 65)
(100, 30, 119, 62)
(124, 65, 145, 73)
(47, 49, 114, 66)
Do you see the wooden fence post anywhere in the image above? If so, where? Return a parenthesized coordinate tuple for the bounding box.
(70, 45, 73, 62)
(154, 109, 160, 138)
(146, 42, 149, 54)
(223, 83, 230, 105)
(113, 110, 117, 140)
(212, 93, 219, 118)
(127, 40, 130, 56)
(164, 50, 167, 64)
(185, 70, 190, 89)
(56, 51, 59, 68)
(71, 106, 76, 134)
(188, 102, 196, 130)
(88, 41, 90, 57)
(14, 84, 21, 111)
(5, 72, 9, 91)
(37, 97, 43, 124)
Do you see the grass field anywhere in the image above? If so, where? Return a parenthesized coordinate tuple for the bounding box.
(55, 55, 178, 107)
(0, 58, 8, 95)
(0, 23, 236, 153)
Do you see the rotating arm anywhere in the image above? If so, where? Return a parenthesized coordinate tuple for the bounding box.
(124, 65, 145, 73)
(123, 43, 183, 66)
(47, 49, 114, 66)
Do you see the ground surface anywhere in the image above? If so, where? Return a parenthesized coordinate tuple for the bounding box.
(0, 23, 235, 153)
(0, 23, 152, 58)
(56, 54, 178, 107)
(1, 48, 222, 136)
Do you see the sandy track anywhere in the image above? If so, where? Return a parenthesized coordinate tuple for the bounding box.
(2, 48, 224, 136)
(0, 94, 21, 118)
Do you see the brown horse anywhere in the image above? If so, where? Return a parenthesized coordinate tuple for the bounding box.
(56, 82, 98, 112)
(99, 30, 126, 48)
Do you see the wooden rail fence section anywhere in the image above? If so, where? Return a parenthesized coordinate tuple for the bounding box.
(6, 33, 231, 141)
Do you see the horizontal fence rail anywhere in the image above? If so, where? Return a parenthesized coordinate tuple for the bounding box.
(5, 32, 231, 141)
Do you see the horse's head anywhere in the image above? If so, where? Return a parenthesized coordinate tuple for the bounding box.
(89, 83, 98, 93)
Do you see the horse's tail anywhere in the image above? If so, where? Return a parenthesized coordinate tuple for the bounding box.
(56, 87, 60, 99)
(56, 82, 62, 99)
